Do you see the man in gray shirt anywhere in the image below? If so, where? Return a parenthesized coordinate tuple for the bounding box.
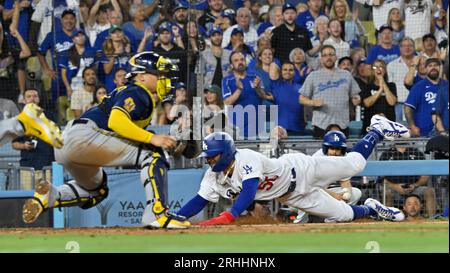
(300, 45, 361, 138)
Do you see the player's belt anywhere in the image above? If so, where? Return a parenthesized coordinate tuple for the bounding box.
(279, 180, 296, 198)
(72, 119, 89, 126)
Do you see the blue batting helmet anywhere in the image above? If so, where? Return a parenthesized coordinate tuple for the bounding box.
(322, 130, 347, 155)
(200, 132, 236, 172)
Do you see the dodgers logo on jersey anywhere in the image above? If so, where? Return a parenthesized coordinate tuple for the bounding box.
(124, 97, 136, 112)
(243, 165, 253, 174)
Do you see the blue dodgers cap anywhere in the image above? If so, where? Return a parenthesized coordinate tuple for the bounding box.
(231, 27, 244, 36)
(174, 2, 188, 12)
(62, 8, 76, 18)
(158, 22, 172, 33)
(208, 26, 223, 37)
(282, 3, 296, 13)
(175, 82, 186, 90)
(221, 8, 236, 19)
(71, 28, 86, 38)
(209, 27, 223, 36)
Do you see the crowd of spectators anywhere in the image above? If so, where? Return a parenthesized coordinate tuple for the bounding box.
(0, 0, 448, 141)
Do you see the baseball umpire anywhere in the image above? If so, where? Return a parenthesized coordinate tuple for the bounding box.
(22, 51, 191, 229)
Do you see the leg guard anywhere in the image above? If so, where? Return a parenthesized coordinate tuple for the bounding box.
(51, 171, 109, 209)
(140, 152, 170, 226)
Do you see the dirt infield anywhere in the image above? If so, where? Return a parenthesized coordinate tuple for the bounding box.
(0, 219, 447, 236)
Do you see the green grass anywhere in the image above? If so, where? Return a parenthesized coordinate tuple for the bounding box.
(0, 222, 448, 253)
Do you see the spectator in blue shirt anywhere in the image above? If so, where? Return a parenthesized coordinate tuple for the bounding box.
(367, 24, 400, 65)
(60, 29, 96, 100)
(405, 58, 449, 137)
(222, 51, 269, 139)
(267, 62, 305, 135)
(433, 80, 449, 133)
(122, 3, 153, 46)
(37, 8, 77, 124)
(101, 25, 131, 93)
(295, 0, 325, 38)
(3, 0, 32, 102)
(289, 47, 312, 85)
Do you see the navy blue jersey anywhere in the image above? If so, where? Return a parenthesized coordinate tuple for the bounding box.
(81, 82, 156, 131)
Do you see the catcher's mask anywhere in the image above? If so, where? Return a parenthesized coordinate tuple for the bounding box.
(126, 51, 179, 100)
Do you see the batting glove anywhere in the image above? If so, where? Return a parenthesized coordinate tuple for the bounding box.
(199, 211, 235, 226)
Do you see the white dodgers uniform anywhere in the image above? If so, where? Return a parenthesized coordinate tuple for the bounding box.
(198, 148, 367, 222)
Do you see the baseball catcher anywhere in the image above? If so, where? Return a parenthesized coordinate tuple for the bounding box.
(22, 51, 190, 229)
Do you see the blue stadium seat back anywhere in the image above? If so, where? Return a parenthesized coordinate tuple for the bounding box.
(349, 120, 363, 138)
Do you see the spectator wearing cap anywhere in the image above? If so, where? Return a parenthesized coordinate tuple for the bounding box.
(202, 83, 234, 138)
(367, 24, 400, 65)
(101, 25, 132, 93)
(199, 0, 225, 33)
(217, 9, 236, 32)
(153, 23, 188, 84)
(200, 26, 231, 87)
(338, 56, 354, 73)
(421, 33, 440, 59)
(329, 0, 366, 48)
(171, 2, 189, 38)
(255, 4, 270, 30)
(37, 8, 78, 124)
(60, 29, 96, 101)
(360, 59, 398, 132)
(354, 58, 372, 92)
(224, 27, 255, 63)
(221, 7, 258, 52)
(267, 62, 306, 135)
(30, 0, 82, 51)
(387, 8, 405, 45)
(257, 4, 283, 37)
(174, 82, 188, 105)
(271, 3, 315, 63)
(300, 45, 361, 138)
(295, 0, 325, 38)
(3, 0, 32, 104)
(354, 0, 404, 31)
(387, 37, 416, 122)
(405, 58, 449, 137)
(157, 93, 175, 125)
(323, 19, 351, 63)
(122, 3, 153, 46)
(289, 48, 312, 85)
(85, 0, 121, 46)
(405, 0, 436, 40)
(222, 51, 269, 139)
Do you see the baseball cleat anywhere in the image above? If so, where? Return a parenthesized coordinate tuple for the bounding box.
(148, 212, 191, 229)
(367, 114, 410, 141)
(293, 209, 308, 224)
(17, 103, 64, 148)
(364, 198, 405, 222)
(22, 179, 52, 224)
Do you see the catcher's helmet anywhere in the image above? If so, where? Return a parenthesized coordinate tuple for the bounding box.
(200, 132, 236, 172)
(322, 130, 347, 155)
(127, 51, 179, 99)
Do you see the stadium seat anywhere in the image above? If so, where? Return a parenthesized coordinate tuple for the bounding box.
(349, 120, 363, 138)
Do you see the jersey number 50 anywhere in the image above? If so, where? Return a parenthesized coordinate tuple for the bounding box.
(258, 176, 278, 191)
